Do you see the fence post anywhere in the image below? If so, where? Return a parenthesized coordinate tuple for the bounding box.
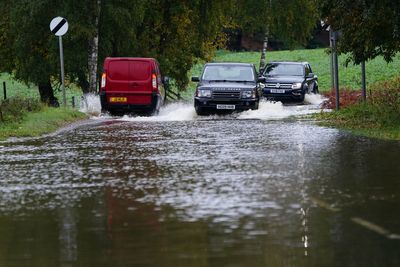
(3, 82, 6, 100)
(71, 96, 75, 108)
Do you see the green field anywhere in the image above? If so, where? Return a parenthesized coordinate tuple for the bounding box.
(0, 73, 83, 107)
(182, 48, 400, 99)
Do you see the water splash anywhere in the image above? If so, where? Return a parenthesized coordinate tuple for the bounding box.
(118, 102, 197, 122)
(86, 93, 326, 122)
(79, 94, 102, 116)
(238, 95, 326, 120)
(304, 93, 327, 106)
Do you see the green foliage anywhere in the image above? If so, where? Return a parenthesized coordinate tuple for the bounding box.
(320, 0, 400, 64)
(234, 0, 319, 48)
(0, 0, 234, 93)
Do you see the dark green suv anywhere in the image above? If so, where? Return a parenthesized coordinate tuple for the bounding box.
(192, 63, 265, 115)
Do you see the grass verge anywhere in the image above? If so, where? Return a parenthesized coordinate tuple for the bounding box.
(316, 77, 400, 140)
(316, 104, 400, 140)
(0, 104, 87, 141)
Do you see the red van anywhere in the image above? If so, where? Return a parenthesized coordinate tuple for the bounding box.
(99, 57, 166, 115)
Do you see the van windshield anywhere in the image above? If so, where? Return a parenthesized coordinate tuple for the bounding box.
(202, 65, 255, 82)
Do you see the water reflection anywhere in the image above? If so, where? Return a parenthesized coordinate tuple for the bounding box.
(0, 117, 400, 266)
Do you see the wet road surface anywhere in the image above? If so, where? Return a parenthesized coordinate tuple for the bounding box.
(1, 97, 400, 266)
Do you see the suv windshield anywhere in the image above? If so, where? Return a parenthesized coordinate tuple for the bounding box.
(202, 65, 255, 82)
(264, 63, 304, 76)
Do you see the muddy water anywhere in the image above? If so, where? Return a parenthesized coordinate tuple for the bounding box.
(1, 96, 400, 266)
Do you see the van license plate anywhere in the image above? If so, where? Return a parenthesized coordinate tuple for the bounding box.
(217, 104, 235, 110)
(270, 89, 286, 94)
(110, 97, 127, 103)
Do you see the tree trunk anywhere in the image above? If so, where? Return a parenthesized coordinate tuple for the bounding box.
(38, 80, 59, 107)
(88, 0, 101, 94)
(259, 28, 269, 74)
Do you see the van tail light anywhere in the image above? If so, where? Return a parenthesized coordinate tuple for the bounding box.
(101, 72, 106, 89)
(152, 73, 158, 91)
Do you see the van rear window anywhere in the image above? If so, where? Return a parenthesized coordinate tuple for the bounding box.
(108, 60, 152, 81)
(109, 61, 129, 80)
(129, 61, 151, 81)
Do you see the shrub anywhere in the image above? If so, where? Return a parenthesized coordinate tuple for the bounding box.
(0, 97, 42, 123)
(321, 88, 363, 109)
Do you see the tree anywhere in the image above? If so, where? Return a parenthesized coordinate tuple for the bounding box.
(233, 0, 319, 70)
(0, 0, 233, 97)
(233, 0, 319, 46)
(0, 0, 65, 106)
(319, 0, 400, 63)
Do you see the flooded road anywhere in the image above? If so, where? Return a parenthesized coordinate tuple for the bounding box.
(1, 96, 400, 266)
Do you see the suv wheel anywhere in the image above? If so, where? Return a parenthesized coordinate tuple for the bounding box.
(195, 106, 208, 116)
(299, 93, 305, 102)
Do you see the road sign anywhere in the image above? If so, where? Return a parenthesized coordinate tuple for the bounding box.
(50, 17, 69, 36)
(50, 17, 68, 107)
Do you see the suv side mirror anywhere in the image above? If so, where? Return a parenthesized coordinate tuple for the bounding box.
(257, 77, 266, 83)
(307, 73, 315, 79)
(191, 76, 200, 82)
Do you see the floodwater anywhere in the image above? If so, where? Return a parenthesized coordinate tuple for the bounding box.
(1, 95, 400, 267)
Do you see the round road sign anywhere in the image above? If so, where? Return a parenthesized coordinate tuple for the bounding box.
(50, 17, 68, 36)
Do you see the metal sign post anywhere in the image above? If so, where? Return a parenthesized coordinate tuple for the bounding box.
(331, 31, 340, 110)
(50, 17, 69, 107)
(58, 36, 66, 107)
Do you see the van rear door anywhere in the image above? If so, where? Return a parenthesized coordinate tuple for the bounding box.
(106, 59, 153, 105)
(128, 60, 152, 92)
(107, 60, 130, 92)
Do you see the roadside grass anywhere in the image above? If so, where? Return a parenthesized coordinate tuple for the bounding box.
(316, 77, 400, 140)
(0, 105, 87, 141)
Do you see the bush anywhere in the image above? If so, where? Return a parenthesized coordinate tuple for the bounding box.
(0, 97, 42, 123)
(369, 77, 400, 115)
(319, 76, 400, 134)
(322, 88, 363, 109)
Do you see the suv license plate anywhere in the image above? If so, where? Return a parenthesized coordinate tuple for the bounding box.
(217, 104, 235, 110)
(270, 89, 286, 94)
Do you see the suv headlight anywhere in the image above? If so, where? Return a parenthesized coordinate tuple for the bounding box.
(197, 89, 211, 98)
(292, 82, 302, 89)
(242, 90, 254, 98)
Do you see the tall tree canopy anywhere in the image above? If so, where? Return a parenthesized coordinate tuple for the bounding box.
(320, 0, 400, 63)
(234, 0, 320, 48)
(0, 0, 232, 98)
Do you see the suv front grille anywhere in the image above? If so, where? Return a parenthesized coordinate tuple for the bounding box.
(212, 91, 241, 99)
(265, 83, 292, 89)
